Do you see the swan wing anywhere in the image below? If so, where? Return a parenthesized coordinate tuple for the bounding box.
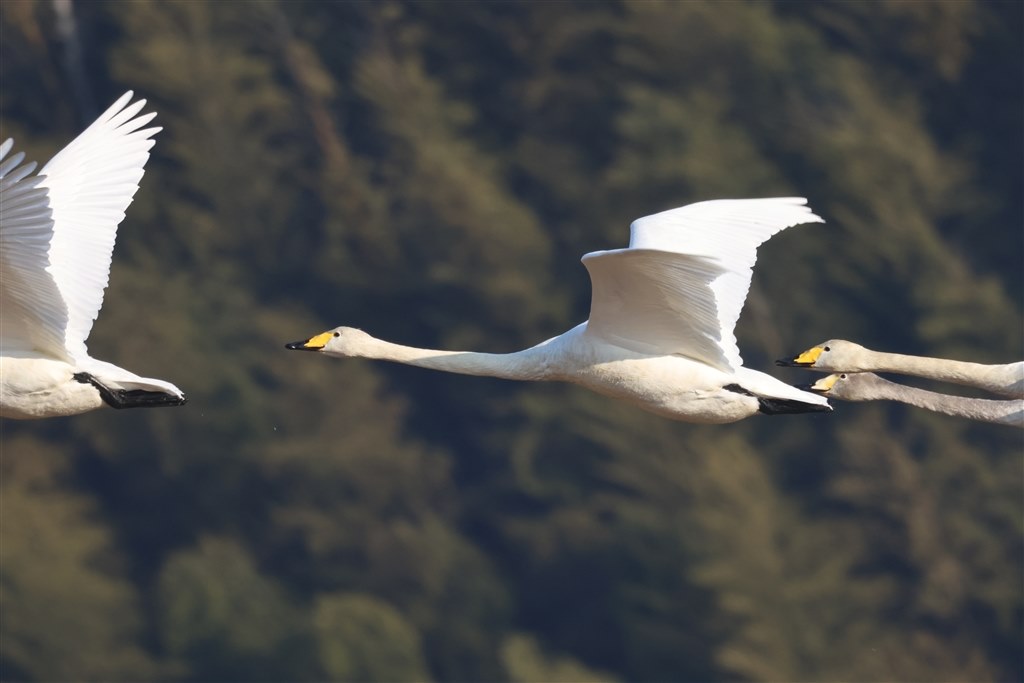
(0, 139, 71, 360)
(583, 248, 733, 369)
(36, 91, 161, 363)
(584, 198, 823, 370)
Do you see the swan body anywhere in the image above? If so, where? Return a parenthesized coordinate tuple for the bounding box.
(287, 198, 832, 424)
(778, 339, 1024, 398)
(0, 92, 186, 419)
(807, 372, 1024, 428)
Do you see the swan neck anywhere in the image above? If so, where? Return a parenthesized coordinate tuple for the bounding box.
(868, 350, 983, 384)
(353, 336, 551, 381)
(871, 375, 1023, 427)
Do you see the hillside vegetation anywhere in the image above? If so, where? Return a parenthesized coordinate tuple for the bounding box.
(1, 1, 1021, 681)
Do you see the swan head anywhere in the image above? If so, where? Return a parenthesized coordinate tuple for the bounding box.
(285, 326, 374, 357)
(803, 372, 882, 401)
(776, 339, 866, 370)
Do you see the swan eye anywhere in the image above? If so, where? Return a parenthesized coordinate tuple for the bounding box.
(824, 346, 831, 352)
(333, 331, 340, 337)
(840, 373, 847, 379)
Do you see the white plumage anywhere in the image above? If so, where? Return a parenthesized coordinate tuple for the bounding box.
(1, 92, 186, 419)
(779, 339, 1024, 399)
(288, 198, 830, 424)
(807, 372, 1023, 428)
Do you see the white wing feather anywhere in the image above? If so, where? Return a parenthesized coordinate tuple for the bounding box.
(0, 139, 71, 360)
(36, 91, 161, 363)
(583, 249, 731, 368)
(584, 198, 823, 370)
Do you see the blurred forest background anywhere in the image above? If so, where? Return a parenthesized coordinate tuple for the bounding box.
(1, 1, 1022, 681)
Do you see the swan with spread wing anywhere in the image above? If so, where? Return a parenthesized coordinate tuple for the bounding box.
(287, 198, 830, 424)
(0, 92, 186, 419)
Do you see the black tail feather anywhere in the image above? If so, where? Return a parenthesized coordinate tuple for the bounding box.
(74, 373, 187, 410)
(757, 397, 831, 416)
(723, 383, 831, 416)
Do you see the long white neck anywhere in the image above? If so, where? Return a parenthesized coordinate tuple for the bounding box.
(863, 350, 1023, 397)
(345, 336, 556, 381)
(867, 375, 1023, 427)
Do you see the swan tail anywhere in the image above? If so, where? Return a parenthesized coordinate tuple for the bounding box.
(723, 382, 831, 415)
(73, 373, 187, 409)
(756, 396, 832, 415)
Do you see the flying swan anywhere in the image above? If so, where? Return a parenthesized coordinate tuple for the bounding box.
(805, 372, 1023, 428)
(0, 92, 186, 419)
(287, 198, 831, 424)
(777, 339, 1023, 398)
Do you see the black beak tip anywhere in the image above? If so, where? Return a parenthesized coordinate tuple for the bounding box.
(286, 340, 324, 352)
(775, 358, 793, 367)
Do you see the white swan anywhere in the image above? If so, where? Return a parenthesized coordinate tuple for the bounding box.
(778, 339, 1024, 398)
(0, 92, 186, 419)
(287, 198, 831, 424)
(805, 372, 1024, 428)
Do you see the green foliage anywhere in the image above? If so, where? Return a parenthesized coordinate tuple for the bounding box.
(314, 592, 431, 682)
(157, 537, 310, 681)
(0, 436, 154, 681)
(501, 633, 616, 683)
(1, 0, 1020, 681)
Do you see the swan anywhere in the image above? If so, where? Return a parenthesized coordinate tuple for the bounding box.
(0, 92, 186, 419)
(777, 340, 1024, 398)
(804, 372, 1024, 428)
(286, 198, 832, 424)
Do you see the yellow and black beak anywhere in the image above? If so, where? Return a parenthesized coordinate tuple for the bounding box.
(285, 331, 333, 352)
(801, 374, 840, 394)
(776, 346, 824, 368)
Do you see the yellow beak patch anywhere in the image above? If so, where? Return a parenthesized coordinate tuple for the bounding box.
(810, 374, 840, 392)
(794, 346, 824, 365)
(302, 331, 335, 349)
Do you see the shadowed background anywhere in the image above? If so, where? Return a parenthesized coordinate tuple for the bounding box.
(1, 1, 1021, 681)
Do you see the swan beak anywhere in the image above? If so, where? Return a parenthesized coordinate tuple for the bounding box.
(803, 374, 840, 393)
(776, 346, 823, 367)
(285, 331, 333, 351)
